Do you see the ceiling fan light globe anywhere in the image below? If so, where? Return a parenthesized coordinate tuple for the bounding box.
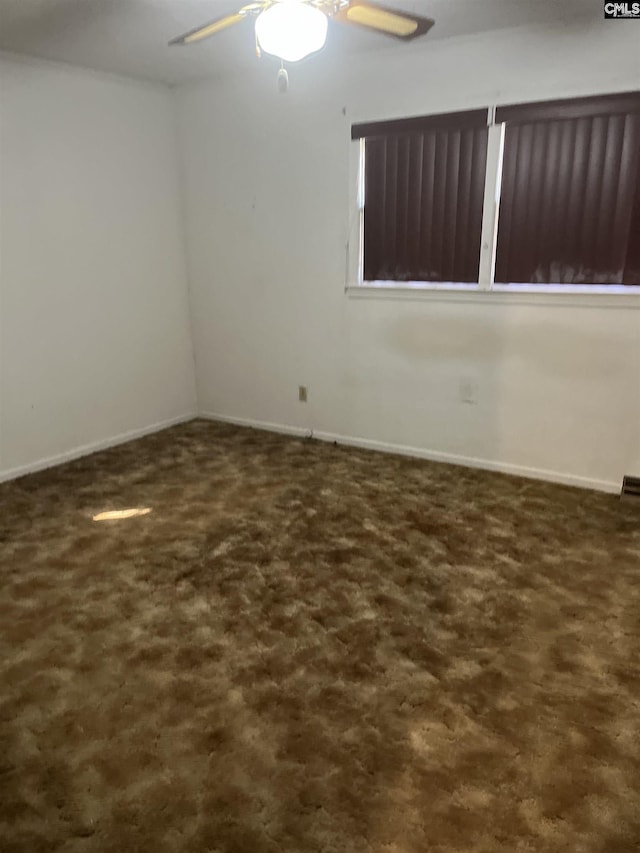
(255, 3, 328, 63)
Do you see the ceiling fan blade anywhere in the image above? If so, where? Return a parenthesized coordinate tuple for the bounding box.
(334, 1, 434, 40)
(169, 12, 246, 46)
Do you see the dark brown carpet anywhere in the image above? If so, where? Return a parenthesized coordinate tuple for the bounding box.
(1, 419, 639, 852)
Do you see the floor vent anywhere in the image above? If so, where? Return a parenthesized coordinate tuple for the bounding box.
(621, 475, 640, 498)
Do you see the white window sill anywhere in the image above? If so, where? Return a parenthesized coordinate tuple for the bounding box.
(346, 282, 640, 308)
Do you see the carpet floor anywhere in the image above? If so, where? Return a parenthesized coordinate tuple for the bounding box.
(0, 420, 639, 852)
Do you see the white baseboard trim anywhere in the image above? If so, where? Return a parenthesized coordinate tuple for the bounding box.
(201, 411, 620, 494)
(201, 412, 311, 440)
(0, 412, 197, 485)
(1, 408, 618, 494)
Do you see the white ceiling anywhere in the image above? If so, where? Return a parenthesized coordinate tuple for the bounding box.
(0, 0, 598, 86)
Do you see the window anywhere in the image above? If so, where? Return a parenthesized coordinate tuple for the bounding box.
(352, 91, 640, 292)
(352, 110, 489, 283)
(495, 94, 640, 286)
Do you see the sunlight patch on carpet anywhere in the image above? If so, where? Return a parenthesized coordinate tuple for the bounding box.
(92, 507, 152, 521)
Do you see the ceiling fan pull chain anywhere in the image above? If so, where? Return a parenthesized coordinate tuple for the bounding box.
(277, 62, 289, 94)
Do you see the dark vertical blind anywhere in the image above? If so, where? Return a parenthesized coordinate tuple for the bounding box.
(363, 125, 488, 282)
(495, 112, 640, 285)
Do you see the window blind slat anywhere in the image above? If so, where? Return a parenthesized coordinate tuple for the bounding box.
(454, 130, 473, 280)
(410, 134, 424, 274)
(362, 137, 385, 280)
(398, 135, 411, 272)
(420, 132, 436, 279)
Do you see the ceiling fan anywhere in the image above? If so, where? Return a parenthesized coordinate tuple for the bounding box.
(169, 1, 435, 68)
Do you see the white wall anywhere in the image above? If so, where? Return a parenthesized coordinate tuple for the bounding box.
(176, 19, 640, 492)
(0, 57, 197, 479)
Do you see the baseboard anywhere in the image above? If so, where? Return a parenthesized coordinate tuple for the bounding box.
(201, 411, 619, 494)
(2, 408, 618, 494)
(0, 412, 197, 485)
(200, 412, 311, 440)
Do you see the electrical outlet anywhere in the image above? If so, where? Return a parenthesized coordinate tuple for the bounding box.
(298, 385, 308, 403)
(459, 378, 478, 405)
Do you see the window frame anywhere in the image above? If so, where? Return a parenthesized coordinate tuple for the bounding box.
(347, 93, 640, 301)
